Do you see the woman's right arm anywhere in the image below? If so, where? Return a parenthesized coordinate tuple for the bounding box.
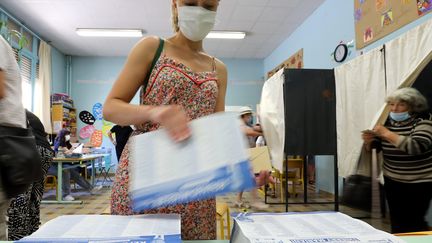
(103, 37, 159, 125)
(103, 37, 190, 142)
(0, 68, 5, 99)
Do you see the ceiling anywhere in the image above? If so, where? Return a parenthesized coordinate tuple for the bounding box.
(0, 0, 325, 58)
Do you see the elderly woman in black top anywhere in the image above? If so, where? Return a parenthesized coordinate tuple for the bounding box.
(362, 87, 432, 233)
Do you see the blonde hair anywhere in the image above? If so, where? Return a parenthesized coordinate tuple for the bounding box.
(171, 1, 179, 33)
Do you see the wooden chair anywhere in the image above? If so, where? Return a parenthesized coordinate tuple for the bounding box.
(286, 158, 304, 197)
(44, 175, 58, 197)
(216, 202, 231, 239)
(273, 158, 304, 200)
(44, 175, 57, 190)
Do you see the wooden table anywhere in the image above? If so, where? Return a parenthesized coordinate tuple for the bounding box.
(41, 154, 105, 204)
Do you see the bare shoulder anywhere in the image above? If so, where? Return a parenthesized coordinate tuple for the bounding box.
(128, 36, 161, 61)
(214, 57, 227, 71)
(214, 57, 227, 84)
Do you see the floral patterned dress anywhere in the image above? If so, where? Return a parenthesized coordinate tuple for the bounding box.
(110, 53, 219, 240)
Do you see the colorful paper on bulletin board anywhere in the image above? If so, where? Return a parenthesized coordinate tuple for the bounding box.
(102, 120, 114, 137)
(417, 0, 432, 15)
(363, 27, 374, 43)
(375, 0, 387, 11)
(381, 9, 394, 26)
(267, 49, 303, 79)
(90, 130, 103, 147)
(92, 103, 103, 120)
(355, 8, 363, 21)
(79, 125, 96, 139)
(354, 0, 431, 49)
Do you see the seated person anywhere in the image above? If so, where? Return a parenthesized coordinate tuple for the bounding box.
(49, 129, 101, 201)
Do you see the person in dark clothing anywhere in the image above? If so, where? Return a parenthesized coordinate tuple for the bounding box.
(108, 125, 133, 160)
(49, 128, 100, 202)
(53, 128, 72, 153)
(7, 110, 54, 240)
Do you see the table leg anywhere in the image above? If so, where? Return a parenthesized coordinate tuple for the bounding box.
(91, 159, 95, 186)
(42, 161, 82, 204)
(57, 161, 62, 201)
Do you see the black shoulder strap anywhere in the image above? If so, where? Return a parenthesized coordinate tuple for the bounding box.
(143, 38, 165, 90)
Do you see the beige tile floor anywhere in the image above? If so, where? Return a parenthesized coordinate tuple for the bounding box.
(40, 181, 391, 240)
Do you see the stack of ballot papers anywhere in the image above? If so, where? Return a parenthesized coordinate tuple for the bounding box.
(231, 212, 404, 243)
(19, 214, 181, 243)
(129, 112, 256, 211)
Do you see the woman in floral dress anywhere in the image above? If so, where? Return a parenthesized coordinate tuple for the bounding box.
(103, 0, 226, 240)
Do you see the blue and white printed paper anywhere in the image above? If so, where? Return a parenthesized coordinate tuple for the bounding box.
(19, 214, 181, 243)
(129, 112, 255, 211)
(231, 212, 404, 243)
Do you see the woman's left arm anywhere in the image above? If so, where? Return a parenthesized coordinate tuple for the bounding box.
(214, 59, 227, 113)
(376, 121, 432, 154)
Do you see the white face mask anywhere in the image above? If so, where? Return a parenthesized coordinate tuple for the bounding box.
(177, 6, 217, 42)
(65, 135, 71, 141)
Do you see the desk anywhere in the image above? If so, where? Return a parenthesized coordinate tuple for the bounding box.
(41, 154, 104, 204)
(183, 238, 432, 243)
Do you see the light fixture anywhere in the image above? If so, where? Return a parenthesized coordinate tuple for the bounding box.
(206, 31, 246, 39)
(76, 28, 143, 37)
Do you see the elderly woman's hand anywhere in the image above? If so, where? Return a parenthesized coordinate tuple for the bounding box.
(361, 132, 375, 144)
(373, 125, 391, 138)
(373, 125, 400, 145)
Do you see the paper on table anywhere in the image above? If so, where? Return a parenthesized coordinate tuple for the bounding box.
(232, 212, 404, 243)
(72, 143, 83, 154)
(20, 214, 181, 243)
(129, 112, 256, 211)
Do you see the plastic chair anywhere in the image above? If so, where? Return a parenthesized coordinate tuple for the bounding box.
(98, 152, 113, 185)
(216, 202, 231, 239)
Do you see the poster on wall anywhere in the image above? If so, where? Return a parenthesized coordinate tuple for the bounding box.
(354, 0, 432, 49)
(79, 125, 96, 139)
(417, 0, 432, 15)
(92, 103, 103, 120)
(90, 130, 103, 147)
(267, 49, 303, 79)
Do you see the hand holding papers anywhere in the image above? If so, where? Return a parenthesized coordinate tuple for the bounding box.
(361, 129, 378, 136)
(129, 113, 256, 211)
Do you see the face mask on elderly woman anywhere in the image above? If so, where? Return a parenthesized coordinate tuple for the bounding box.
(389, 111, 411, 122)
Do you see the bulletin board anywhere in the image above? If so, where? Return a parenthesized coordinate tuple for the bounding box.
(355, 0, 432, 49)
(267, 49, 303, 79)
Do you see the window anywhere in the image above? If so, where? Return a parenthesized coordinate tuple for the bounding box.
(20, 55, 32, 110)
(2, 11, 39, 111)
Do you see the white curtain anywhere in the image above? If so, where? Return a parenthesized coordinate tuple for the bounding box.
(334, 47, 386, 178)
(386, 18, 432, 92)
(259, 69, 285, 171)
(34, 41, 52, 133)
(335, 17, 432, 178)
